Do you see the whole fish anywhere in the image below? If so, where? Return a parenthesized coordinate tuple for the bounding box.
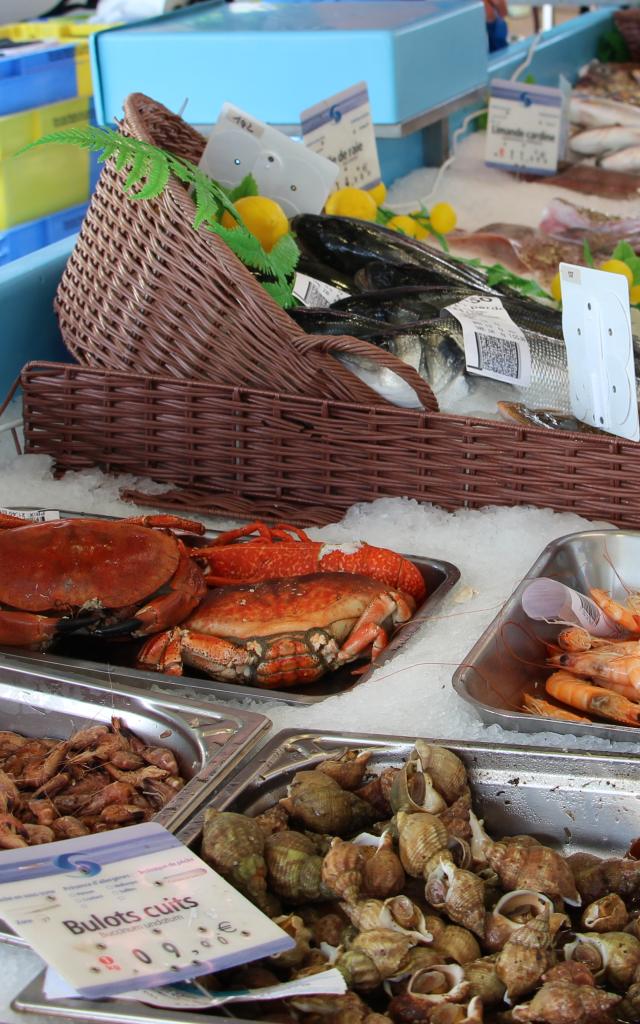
(570, 125, 640, 155)
(600, 145, 640, 172)
(570, 95, 640, 128)
(291, 214, 494, 291)
(497, 401, 607, 434)
(334, 284, 565, 340)
(295, 255, 355, 293)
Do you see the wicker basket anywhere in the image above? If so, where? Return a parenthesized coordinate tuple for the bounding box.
(54, 93, 435, 411)
(614, 9, 640, 62)
(20, 360, 640, 528)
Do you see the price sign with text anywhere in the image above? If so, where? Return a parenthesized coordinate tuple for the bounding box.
(485, 78, 568, 176)
(0, 823, 293, 999)
(301, 82, 381, 191)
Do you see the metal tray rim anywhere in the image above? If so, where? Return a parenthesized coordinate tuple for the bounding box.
(0, 508, 460, 706)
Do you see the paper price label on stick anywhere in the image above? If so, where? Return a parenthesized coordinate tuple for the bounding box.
(444, 295, 531, 387)
(560, 263, 639, 440)
(485, 78, 569, 176)
(0, 508, 60, 522)
(301, 82, 381, 191)
(0, 822, 294, 1000)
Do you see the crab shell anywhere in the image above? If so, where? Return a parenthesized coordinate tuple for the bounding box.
(0, 516, 206, 647)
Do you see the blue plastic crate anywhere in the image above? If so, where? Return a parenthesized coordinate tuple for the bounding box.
(0, 202, 88, 267)
(0, 42, 79, 117)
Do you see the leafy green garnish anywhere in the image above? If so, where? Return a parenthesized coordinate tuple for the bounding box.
(228, 173, 259, 202)
(376, 206, 396, 226)
(23, 127, 298, 307)
(582, 238, 594, 268)
(597, 25, 630, 64)
(485, 264, 552, 300)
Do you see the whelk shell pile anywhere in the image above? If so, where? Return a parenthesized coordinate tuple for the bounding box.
(198, 740, 640, 1024)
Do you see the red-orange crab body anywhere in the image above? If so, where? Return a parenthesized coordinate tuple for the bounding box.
(193, 522, 426, 603)
(0, 514, 207, 649)
(137, 572, 416, 689)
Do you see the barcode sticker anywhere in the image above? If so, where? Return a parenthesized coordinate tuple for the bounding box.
(0, 508, 60, 522)
(444, 295, 531, 387)
(293, 273, 350, 307)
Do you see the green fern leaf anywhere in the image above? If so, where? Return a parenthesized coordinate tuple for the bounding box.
(128, 155, 171, 200)
(229, 174, 259, 202)
(211, 223, 274, 273)
(124, 145, 152, 190)
(268, 233, 300, 279)
(261, 279, 296, 308)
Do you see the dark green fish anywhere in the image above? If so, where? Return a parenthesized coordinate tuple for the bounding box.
(291, 215, 494, 292)
(295, 256, 355, 294)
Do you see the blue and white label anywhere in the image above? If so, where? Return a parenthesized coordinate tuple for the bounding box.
(301, 82, 381, 191)
(0, 822, 293, 1000)
(485, 78, 568, 176)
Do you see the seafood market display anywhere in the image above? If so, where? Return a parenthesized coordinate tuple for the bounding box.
(192, 738, 640, 1024)
(0, 717, 186, 847)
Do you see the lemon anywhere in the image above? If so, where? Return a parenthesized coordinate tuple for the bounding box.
(550, 272, 562, 303)
(631, 284, 640, 305)
(386, 215, 428, 240)
(429, 202, 457, 235)
(368, 182, 387, 207)
(221, 195, 289, 252)
(324, 187, 377, 221)
(599, 259, 633, 287)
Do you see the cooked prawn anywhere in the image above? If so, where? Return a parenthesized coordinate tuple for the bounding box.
(591, 587, 640, 634)
(522, 693, 590, 723)
(545, 671, 640, 726)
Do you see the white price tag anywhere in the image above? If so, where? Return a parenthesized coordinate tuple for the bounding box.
(44, 967, 347, 1009)
(0, 823, 293, 1000)
(485, 78, 568, 176)
(199, 103, 338, 217)
(301, 82, 382, 191)
(293, 273, 350, 307)
(560, 263, 639, 441)
(444, 295, 531, 387)
(0, 508, 60, 522)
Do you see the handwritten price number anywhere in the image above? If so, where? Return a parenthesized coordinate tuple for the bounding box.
(98, 955, 121, 972)
(230, 114, 255, 134)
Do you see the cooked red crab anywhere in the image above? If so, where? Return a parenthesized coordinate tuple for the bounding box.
(137, 572, 416, 689)
(0, 514, 207, 649)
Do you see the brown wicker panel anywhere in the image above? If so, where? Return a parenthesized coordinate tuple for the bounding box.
(53, 93, 436, 411)
(22, 361, 640, 528)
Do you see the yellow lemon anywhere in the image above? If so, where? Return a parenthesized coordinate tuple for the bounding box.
(550, 272, 562, 303)
(631, 284, 640, 305)
(386, 215, 429, 240)
(599, 259, 633, 287)
(324, 187, 377, 221)
(368, 182, 387, 207)
(429, 202, 457, 235)
(221, 195, 289, 252)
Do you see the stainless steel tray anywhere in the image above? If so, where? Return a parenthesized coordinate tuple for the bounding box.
(452, 528, 640, 743)
(14, 728, 640, 1024)
(0, 657, 270, 949)
(0, 509, 459, 705)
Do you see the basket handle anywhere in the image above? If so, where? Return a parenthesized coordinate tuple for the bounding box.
(291, 334, 439, 412)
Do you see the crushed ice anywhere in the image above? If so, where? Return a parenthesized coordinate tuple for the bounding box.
(3, 404, 635, 756)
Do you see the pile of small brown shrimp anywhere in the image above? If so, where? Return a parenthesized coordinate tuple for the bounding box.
(196, 741, 640, 1024)
(0, 718, 186, 847)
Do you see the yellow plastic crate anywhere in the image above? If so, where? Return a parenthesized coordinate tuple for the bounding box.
(0, 143, 90, 231)
(0, 96, 92, 161)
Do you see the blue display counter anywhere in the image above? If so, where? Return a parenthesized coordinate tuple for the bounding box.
(91, 0, 487, 130)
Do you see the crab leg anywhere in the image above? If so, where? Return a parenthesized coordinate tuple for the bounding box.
(0, 609, 60, 649)
(95, 542, 206, 637)
(545, 671, 640, 726)
(122, 514, 206, 535)
(335, 591, 415, 664)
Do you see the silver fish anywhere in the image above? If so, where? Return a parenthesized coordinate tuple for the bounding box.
(600, 145, 640, 172)
(570, 126, 640, 156)
(570, 96, 640, 128)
